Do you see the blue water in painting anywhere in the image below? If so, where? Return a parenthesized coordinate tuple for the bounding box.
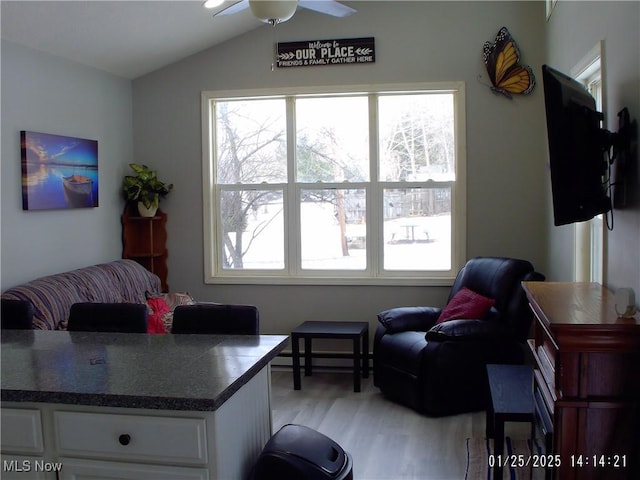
(23, 164, 99, 210)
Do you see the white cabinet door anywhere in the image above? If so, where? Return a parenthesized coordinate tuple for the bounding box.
(1, 408, 44, 454)
(58, 458, 209, 480)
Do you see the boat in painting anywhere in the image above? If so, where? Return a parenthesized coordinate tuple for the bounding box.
(62, 174, 94, 208)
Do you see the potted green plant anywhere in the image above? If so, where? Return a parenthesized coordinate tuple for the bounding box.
(122, 163, 173, 217)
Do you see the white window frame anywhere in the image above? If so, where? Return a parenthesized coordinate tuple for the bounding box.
(201, 82, 466, 286)
(571, 42, 605, 284)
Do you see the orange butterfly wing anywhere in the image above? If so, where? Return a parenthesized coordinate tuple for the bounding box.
(494, 40, 519, 85)
(499, 65, 535, 95)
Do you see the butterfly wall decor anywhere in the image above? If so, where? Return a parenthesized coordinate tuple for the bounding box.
(482, 26, 535, 99)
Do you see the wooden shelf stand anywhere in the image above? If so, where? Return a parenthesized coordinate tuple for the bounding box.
(121, 204, 168, 291)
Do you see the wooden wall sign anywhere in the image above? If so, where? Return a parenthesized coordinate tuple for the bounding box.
(277, 37, 375, 68)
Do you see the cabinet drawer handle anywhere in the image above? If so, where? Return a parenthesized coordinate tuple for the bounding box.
(118, 434, 131, 446)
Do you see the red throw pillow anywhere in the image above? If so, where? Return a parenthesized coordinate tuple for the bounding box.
(146, 297, 171, 334)
(437, 287, 495, 324)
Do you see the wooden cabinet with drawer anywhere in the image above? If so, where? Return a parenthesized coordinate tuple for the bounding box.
(2, 407, 209, 480)
(523, 282, 640, 480)
(1, 332, 284, 480)
(2, 366, 273, 479)
(54, 411, 208, 465)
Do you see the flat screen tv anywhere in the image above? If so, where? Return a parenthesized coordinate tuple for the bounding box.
(542, 64, 612, 226)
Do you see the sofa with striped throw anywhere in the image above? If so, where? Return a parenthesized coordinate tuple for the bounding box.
(1, 260, 162, 330)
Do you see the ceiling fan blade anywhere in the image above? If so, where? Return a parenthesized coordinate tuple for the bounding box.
(214, 0, 250, 16)
(298, 0, 356, 17)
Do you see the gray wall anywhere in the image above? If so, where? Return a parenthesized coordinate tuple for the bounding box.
(544, 1, 640, 294)
(1, 41, 133, 288)
(132, 1, 548, 338)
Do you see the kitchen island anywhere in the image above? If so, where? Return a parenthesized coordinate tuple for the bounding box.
(1, 330, 288, 479)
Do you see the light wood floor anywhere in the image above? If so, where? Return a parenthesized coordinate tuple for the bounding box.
(270, 368, 490, 480)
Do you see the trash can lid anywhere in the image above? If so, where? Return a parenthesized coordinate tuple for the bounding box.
(263, 424, 347, 476)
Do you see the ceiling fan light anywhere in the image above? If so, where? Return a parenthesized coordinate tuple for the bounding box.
(249, 0, 297, 23)
(203, 0, 225, 9)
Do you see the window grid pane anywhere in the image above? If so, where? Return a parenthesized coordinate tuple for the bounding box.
(300, 188, 367, 271)
(215, 98, 287, 185)
(219, 188, 284, 270)
(206, 84, 464, 281)
(296, 96, 369, 183)
(378, 93, 455, 183)
(382, 187, 451, 271)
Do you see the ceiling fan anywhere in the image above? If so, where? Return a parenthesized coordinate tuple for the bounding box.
(205, 0, 356, 25)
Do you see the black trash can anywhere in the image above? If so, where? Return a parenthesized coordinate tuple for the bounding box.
(253, 424, 353, 480)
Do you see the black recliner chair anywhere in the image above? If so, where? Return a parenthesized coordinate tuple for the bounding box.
(373, 256, 544, 416)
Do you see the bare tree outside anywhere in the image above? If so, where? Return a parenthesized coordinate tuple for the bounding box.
(296, 96, 368, 267)
(379, 94, 455, 183)
(216, 99, 286, 269)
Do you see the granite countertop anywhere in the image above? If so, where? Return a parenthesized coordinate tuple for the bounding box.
(1, 330, 288, 411)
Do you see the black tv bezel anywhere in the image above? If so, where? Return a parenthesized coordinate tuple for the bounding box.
(542, 64, 612, 227)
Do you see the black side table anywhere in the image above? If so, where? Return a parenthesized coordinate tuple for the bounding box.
(291, 321, 369, 392)
(486, 364, 534, 480)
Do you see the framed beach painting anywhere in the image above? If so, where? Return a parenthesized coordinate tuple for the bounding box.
(21, 131, 99, 210)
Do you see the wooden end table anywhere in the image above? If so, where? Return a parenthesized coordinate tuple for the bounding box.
(486, 364, 534, 480)
(291, 321, 369, 392)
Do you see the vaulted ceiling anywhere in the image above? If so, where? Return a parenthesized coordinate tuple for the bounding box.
(1, 1, 268, 79)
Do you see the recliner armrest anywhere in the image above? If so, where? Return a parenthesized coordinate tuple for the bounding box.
(425, 318, 505, 341)
(377, 306, 441, 333)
